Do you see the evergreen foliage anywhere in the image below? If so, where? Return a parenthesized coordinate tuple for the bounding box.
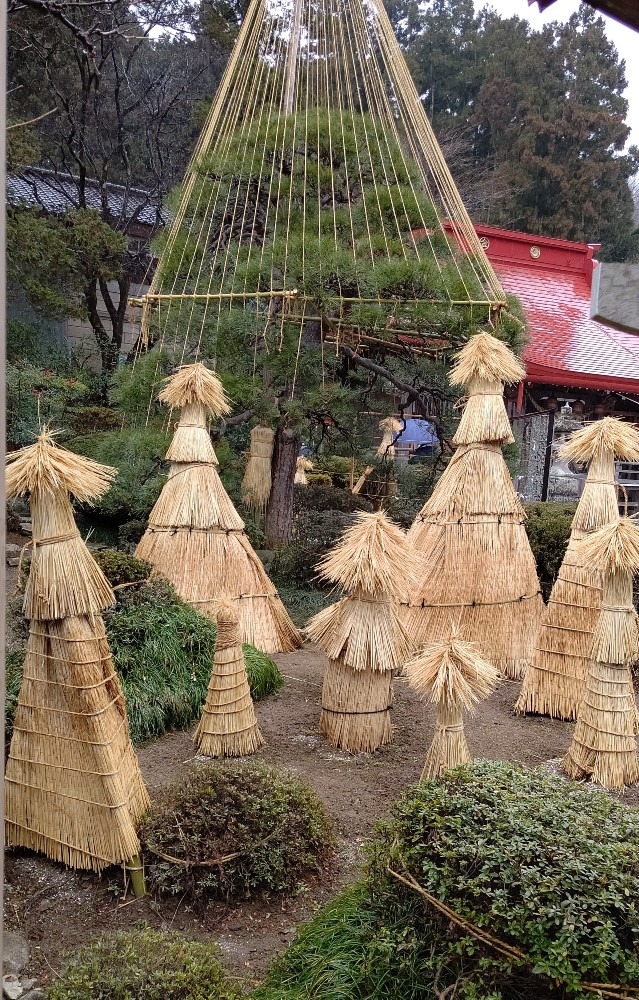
(49, 925, 241, 1000)
(256, 761, 639, 1000)
(524, 502, 576, 600)
(387, 0, 639, 261)
(140, 761, 334, 900)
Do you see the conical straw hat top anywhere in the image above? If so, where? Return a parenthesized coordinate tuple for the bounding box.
(560, 417, 639, 465)
(449, 332, 525, 388)
(158, 362, 232, 417)
(316, 510, 411, 599)
(5, 427, 116, 502)
(405, 624, 498, 711)
(576, 518, 639, 578)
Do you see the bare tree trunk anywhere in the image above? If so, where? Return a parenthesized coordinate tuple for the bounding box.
(263, 425, 299, 549)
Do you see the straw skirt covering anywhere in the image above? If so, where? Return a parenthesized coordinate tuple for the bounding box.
(421, 706, 470, 780)
(5, 614, 150, 871)
(319, 660, 393, 753)
(195, 617, 263, 757)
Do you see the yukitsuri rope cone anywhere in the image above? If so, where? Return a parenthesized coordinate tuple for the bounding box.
(376, 417, 403, 459)
(195, 605, 264, 757)
(516, 417, 639, 720)
(403, 332, 543, 679)
(241, 425, 275, 515)
(136, 363, 301, 654)
(306, 511, 412, 752)
(405, 625, 497, 779)
(562, 518, 639, 790)
(294, 456, 313, 486)
(5, 429, 149, 875)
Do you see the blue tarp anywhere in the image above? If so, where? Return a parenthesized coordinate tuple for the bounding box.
(393, 418, 437, 446)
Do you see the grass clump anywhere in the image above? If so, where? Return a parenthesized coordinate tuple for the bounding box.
(5, 580, 283, 744)
(257, 761, 639, 1000)
(140, 760, 334, 901)
(49, 924, 240, 1000)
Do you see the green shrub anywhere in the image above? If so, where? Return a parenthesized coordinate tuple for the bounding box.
(275, 509, 353, 587)
(366, 760, 639, 999)
(258, 761, 639, 1000)
(6, 361, 91, 445)
(92, 549, 151, 588)
(276, 585, 334, 628)
(5, 581, 283, 744)
(66, 404, 122, 436)
(71, 428, 170, 524)
(117, 519, 148, 550)
(524, 502, 575, 599)
(140, 761, 334, 901)
(49, 924, 240, 1000)
(6, 502, 21, 534)
(5, 650, 24, 746)
(292, 483, 373, 516)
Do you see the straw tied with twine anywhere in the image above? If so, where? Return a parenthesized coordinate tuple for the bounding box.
(402, 332, 543, 680)
(516, 417, 639, 722)
(136, 362, 301, 655)
(563, 517, 639, 790)
(405, 625, 497, 780)
(4, 429, 149, 881)
(306, 510, 412, 753)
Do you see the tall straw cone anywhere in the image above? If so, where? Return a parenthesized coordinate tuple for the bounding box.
(403, 334, 542, 679)
(294, 456, 313, 486)
(516, 417, 639, 720)
(136, 364, 302, 654)
(5, 430, 149, 871)
(405, 625, 497, 779)
(376, 417, 403, 459)
(562, 519, 639, 789)
(195, 605, 263, 757)
(242, 425, 275, 514)
(307, 511, 411, 752)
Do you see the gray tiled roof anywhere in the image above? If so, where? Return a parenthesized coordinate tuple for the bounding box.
(7, 167, 168, 226)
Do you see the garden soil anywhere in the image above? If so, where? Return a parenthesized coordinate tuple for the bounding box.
(5, 616, 639, 990)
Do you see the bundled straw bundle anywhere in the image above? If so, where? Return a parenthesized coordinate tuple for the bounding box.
(194, 605, 264, 757)
(516, 417, 639, 719)
(403, 333, 542, 679)
(136, 363, 301, 654)
(306, 511, 411, 752)
(241, 425, 275, 515)
(294, 456, 313, 486)
(5, 430, 149, 874)
(562, 518, 639, 789)
(406, 625, 497, 779)
(376, 417, 403, 459)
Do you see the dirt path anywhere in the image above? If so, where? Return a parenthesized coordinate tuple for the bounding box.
(4, 643, 638, 989)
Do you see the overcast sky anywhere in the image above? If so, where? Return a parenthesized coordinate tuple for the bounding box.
(474, 0, 639, 149)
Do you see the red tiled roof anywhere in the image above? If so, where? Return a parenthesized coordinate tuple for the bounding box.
(475, 225, 639, 395)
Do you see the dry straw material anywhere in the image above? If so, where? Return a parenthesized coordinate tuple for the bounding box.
(406, 625, 497, 779)
(241, 425, 275, 514)
(403, 333, 542, 679)
(195, 605, 264, 757)
(562, 518, 639, 790)
(5, 430, 149, 872)
(516, 417, 639, 720)
(376, 417, 404, 459)
(136, 364, 301, 654)
(306, 511, 412, 752)
(294, 456, 313, 486)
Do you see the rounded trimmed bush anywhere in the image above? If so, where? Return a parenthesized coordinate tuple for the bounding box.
(49, 924, 239, 1000)
(524, 502, 576, 599)
(92, 548, 151, 587)
(140, 761, 334, 901)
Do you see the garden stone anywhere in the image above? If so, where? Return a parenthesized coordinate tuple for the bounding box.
(21, 991, 47, 1000)
(19, 981, 37, 992)
(2, 933, 28, 974)
(5, 544, 21, 558)
(256, 549, 275, 571)
(18, 521, 32, 536)
(2, 973, 23, 999)
(7, 558, 19, 567)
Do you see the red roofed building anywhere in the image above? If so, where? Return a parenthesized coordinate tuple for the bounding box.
(474, 224, 639, 504)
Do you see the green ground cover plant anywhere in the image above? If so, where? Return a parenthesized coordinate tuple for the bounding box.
(49, 924, 241, 1000)
(140, 761, 334, 901)
(256, 761, 639, 1000)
